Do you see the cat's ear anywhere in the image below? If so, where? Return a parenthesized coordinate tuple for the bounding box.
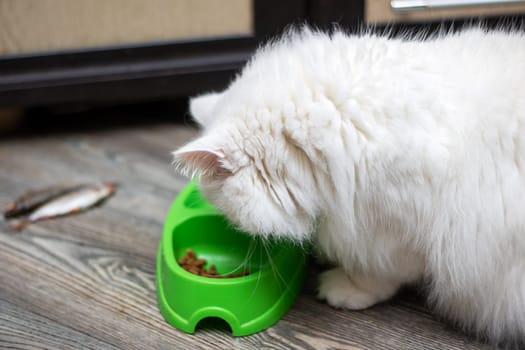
(189, 92, 223, 127)
(173, 137, 232, 178)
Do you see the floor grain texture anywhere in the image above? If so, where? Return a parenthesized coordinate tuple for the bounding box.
(0, 115, 498, 350)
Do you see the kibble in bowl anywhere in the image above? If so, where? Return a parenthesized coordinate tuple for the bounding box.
(178, 249, 249, 278)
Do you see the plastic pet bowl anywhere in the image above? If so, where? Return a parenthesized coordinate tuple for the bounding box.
(156, 181, 307, 336)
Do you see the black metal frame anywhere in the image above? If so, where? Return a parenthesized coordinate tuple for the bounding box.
(308, 0, 365, 31)
(0, 37, 252, 106)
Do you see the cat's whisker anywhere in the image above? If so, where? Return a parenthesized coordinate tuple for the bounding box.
(262, 238, 290, 291)
(244, 239, 265, 303)
(240, 237, 258, 270)
(221, 236, 257, 275)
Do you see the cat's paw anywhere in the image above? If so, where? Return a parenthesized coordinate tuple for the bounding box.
(317, 267, 381, 310)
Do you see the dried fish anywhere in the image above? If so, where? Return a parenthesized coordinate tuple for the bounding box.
(9, 182, 117, 231)
(3, 185, 85, 219)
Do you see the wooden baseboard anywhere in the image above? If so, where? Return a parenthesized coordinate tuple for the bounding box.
(0, 108, 23, 132)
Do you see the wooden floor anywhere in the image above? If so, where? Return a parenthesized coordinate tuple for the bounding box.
(0, 105, 497, 350)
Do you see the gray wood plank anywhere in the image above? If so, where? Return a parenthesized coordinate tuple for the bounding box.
(0, 299, 121, 350)
(0, 121, 499, 349)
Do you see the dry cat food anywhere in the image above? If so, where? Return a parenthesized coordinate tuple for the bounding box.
(178, 249, 249, 278)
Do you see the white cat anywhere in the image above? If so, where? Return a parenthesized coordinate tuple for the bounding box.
(173, 27, 525, 344)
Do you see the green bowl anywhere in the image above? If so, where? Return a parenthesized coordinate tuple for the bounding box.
(156, 181, 307, 336)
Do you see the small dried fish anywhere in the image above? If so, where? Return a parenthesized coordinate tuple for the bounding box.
(9, 182, 117, 231)
(3, 185, 85, 219)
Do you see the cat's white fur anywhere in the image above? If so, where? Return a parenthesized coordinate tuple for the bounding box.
(174, 27, 525, 343)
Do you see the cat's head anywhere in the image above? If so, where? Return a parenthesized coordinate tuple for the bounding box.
(173, 91, 320, 241)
